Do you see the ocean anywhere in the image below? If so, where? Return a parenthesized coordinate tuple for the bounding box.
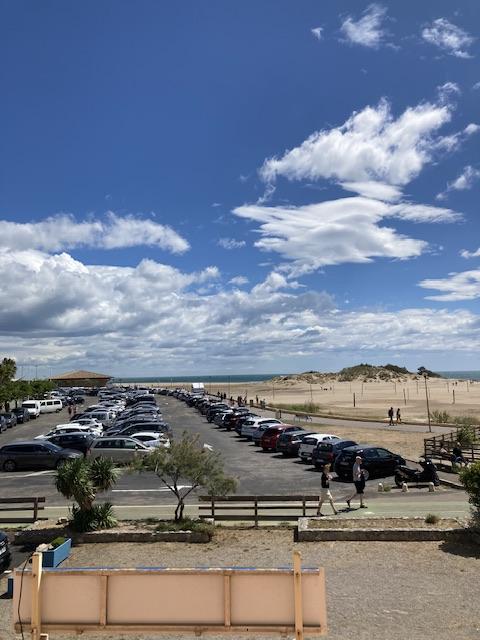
(114, 370, 480, 383)
(113, 374, 283, 384)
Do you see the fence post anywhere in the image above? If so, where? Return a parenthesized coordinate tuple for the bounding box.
(254, 497, 258, 528)
(293, 551, 304, 640)
(223, 572, 232, 628)
(211, 497, 215, 522)
(31, 552, 43, 640)
(33, 497, 39, 522)
(302, 497, 306, 517)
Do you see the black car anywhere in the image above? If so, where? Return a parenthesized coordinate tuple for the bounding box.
(0, 530, 10, 570)
(276, 430, 313, 456)
(334, 445, 406, 480)
(45, 432, 95, 456)
(73, 395, 85, 404)
(0, 412, 17, 429)
(0, 441, 82, 471)
(12, 407, 30, 423)
(311, 439, 357, 469)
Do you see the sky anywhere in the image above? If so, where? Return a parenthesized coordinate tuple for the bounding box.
(1, 0, 479, 377)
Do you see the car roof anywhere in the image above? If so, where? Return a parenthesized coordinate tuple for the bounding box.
(343, 444, 377, 451)
(305, 433, 338, 439)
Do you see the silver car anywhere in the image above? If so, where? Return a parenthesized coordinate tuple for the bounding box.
(87, 437, 152, 463)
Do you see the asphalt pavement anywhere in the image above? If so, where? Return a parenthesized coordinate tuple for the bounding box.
(0, 395, 470, 521)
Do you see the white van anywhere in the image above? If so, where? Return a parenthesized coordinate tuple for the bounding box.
(38, 398, 63, 414)
(21, 400, 41, 419)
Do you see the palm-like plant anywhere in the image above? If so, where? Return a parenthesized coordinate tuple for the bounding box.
(55, 457, 120, 531)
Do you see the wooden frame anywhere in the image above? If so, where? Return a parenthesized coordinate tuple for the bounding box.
(0, 496, 46, 523)
(14, 551, 327, 638)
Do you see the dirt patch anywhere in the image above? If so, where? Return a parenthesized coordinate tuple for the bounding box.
(305, 517, 461, 530)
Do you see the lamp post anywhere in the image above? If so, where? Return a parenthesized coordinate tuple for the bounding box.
(423, 373, 432, 433)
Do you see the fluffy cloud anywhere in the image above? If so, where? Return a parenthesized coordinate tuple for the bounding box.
(311, 27, 323, 41)
(2, 248, 479, 371)
(229, 276, 249, 286)
(422, 18, 474, 59)
(340, 4, 389, 49)
(260, 99, 452, 188)
(234, 198, 459, 275)
(419, 269, 480, 301)
(0, 212, 189, 254)
(217, 238, 246, 250)
(460, 248, 480, 259)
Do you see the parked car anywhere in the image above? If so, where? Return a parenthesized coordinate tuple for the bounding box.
(38, 398, 63, 414)
(298, 434, 340, 462)
(72, 395, 85, 404)
(35, 424, 102, 439)
(260, 425, 300, 451)
(241, 418, 282, 440)
(0, 441, 82, 471)
(334, 445, 406, 480)
(311, 439, 358, 469)
(21, 400, 41, 418)
(130, 432, 170, 448)
(0, 530, 11, 570)
(276, 430, 314, 456)
(0, 413, 17, 429)
(12, 408, 30, 424)
(87, 437, 152, 463)
(44, 432, 95, 456)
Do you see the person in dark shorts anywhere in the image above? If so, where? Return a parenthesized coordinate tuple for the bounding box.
(346, 456, 367, 509)
(388, 407, 394, 426)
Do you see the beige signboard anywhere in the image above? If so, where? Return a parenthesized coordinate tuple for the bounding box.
(14, 551, 327, 639)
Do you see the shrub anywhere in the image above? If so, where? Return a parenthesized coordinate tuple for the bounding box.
(431, 410, 451, 424)
(425, 513, 440, 525)
(276, 402, 320, 413)
(50, 536, 66, 549)
(456, 423, 478, 446)
(155, 517, 214, 536)
(70, 502, 117, 532)
(460, 462, 480, 530)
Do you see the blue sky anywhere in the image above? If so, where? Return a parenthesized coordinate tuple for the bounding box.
(1, 1, 479, 376)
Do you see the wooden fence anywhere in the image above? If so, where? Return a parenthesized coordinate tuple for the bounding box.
(424, 427, 480, 464)
(0, 497, 46, 523)
(199, 495, 321, 526)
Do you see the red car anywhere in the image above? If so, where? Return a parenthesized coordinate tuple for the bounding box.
(261, 425, 299, 451)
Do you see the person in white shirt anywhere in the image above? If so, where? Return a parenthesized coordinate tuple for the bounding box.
(346, 455, 367, 509)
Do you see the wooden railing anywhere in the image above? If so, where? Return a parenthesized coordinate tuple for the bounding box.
(0, 497, 46, 523)
(199, 495, 320, 527)
(424, 427, 480, 465)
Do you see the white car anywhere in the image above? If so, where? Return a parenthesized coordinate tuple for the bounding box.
(35, 423, 103, 439)
(298, 434, 340, 462)
(241, 418, 283, 440)
(130, 432, 170, 448)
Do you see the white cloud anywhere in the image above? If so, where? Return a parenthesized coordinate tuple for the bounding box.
(473, 82, 480, 90)
(1, 248, 479, 370)
(217, 238, 246, 250)
(340, 4, 389, 49)
(419, 269, 480, 301)
(229, 276, 249, 286)
(260, 99, 452, 188)
(437, 165, 480, 199)
(233, 197, 460, 276)
(464, 123, 480, 136)
(339, 181, 402, 202)
(422, 18, 474, 59)
(0, 212, 189, 254)
(460, 248, 480, 259)
(311, 27, 323, 41)
(437, 81, 461, 102)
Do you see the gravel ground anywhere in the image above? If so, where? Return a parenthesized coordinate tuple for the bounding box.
(1, 529, 480, 640)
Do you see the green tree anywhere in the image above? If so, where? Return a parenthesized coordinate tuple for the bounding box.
(132, 433, 237, 521)
(460, 462, 480, 530)
(0, 358, 16, 386)
(55, 457, 120, 531)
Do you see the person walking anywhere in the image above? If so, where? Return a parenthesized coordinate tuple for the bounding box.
(396, 408, 401, 424)
(317, 464, 338, 516)
(346, 456, 368, 509)
(388, 406, 394, 426)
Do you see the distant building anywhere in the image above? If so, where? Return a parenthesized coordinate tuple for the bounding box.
(50, 369, 112, 388)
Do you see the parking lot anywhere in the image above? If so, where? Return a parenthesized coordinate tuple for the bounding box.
(0, 393, 469, 521)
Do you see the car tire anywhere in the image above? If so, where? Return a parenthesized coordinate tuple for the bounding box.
(3, 460, 16, 472)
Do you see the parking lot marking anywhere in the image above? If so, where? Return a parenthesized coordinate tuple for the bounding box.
(0, 470, 56, 479)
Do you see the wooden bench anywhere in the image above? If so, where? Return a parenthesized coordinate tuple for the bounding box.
(199, 495, 321, 527)
(0, 497, 46, 523)
(294, 413, 312, 422)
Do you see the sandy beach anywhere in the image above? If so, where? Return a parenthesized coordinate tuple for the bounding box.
(129, 377, 480, 424)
